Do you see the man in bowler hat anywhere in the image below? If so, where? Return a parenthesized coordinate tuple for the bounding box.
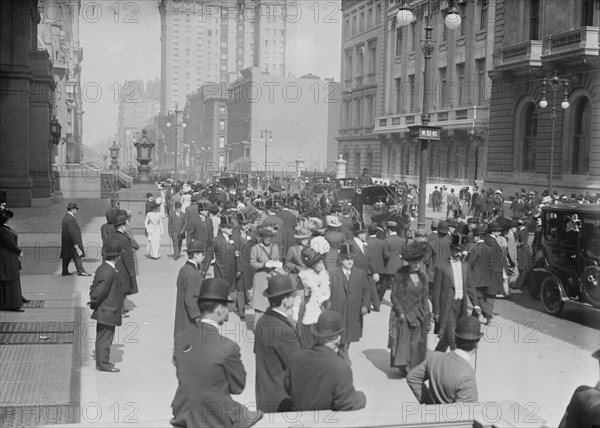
(283, 311, 366, 411)
(89, 241, 123, 372)
(173, 240, 205, 339)
(60, 202, 90, 276)
(171, 278, 263, 428)
(254, 275, 301, 413)
(407, 316, 482, 404)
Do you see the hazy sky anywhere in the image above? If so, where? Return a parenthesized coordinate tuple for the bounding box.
(80, 1, 342, 149)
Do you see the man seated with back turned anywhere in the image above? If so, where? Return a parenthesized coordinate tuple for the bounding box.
(283, 311, 366, 412)
(406, 316, 481, 404)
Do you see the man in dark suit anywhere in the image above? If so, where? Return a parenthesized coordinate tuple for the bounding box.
(254, 275, 301, 413)
(339, 206, 354, 241)
(468, 226, 494, 324)
(367, 222, 386, 310)
(329, 244, 371, 362)
(432, 234, 480, 352)
(232, 212, 256, 315)
(351, 221, 379, 311)
(186, 201, 214, 273)
(171, 278, 263, 428)
(276, 204, 297, 257)
(382, 221, 406, 299)
(484, 221, 504, 309)
(168, 201, 187, 260)
(283, 311, 366, 411)
(173, 240, 205, 339)
(407, 316, 481, 404)
(89, 241, 123, 372)
(213, 216, 237, 298)
(60, 202, 90, 276)
(106, 216, 139, 300)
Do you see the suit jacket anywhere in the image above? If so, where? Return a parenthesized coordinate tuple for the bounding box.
(90, 262, 123, 327)
(168, 210, 187, 237)
(432, 262, 478, 336)
(100, 223, 115, 246)
(105, 230, 138, 295)
(468, 241, 491, 288)
(484, 234, 504, 295)
(407, 351, 478, 404)
(366, 236, 386, 274)
(186, 213, 214, 271)
(324, 230, 344, 272)
(254, 308, 302, 413)
(232, 228, 256, 291)
(383, 234, 406, 275)
(172, 322, 255, 428)
(173, 261, 204, 338)
(214, 233, 237, 286)
(558, 381, 600, 428)
(329, 267, 371, 343)
(0, 225, 21, 281)
(351, 238, 375, 275)
(60, 213, 85, 259)
(276, 209, 297, 253)
(284, 345, 366, 411)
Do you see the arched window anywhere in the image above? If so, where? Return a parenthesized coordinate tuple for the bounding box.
(521, 103, 538, 172)
(572, 97, 591, 175)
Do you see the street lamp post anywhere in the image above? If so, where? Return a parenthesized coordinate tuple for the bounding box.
(261, 129, 272, 179)
(166, 105, 187, 181)
(396, 1, 461, 231)
(539, 72, 569, 193)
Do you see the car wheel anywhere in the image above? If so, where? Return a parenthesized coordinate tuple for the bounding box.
(581, 266, 600, 309)
(541, 276, 564, 315)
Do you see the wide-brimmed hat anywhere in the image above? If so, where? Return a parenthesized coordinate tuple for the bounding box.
(257, 225, 277, 237)
(309, 217, 326, 233)
(114, 215, 127, 227)
(102, 241, 123, 258)
(467, 217, 480, 224)
(67, 202, 79, 210)
(455, 316, 483, 341)
(488, 222, 502, 232)
(264, 275, 296, 298)
(186, 240, 204, 254)
(386, 221, 397, 229)
(473, 226, 487, 236)
(437, 221, 449, 234)
(352, 221, 366, 235)
(236, 212, 251, 224)
(293, 226, 311, 240)
(326, 215, 342, 228)
(301, 247, 324, 268)
(403, 243, 424, 261)
(314, 311, 345, 341)
(198, 278, 234, 303)
(339, 243, 355, 259)
(450, 233, 468, 250)
(182, 183, 192, 193)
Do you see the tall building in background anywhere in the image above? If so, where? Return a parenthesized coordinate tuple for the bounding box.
(38, 0, 83, 165)
(159, 0, 297, 113)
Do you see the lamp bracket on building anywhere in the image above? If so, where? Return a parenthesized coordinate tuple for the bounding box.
(408, 125, 441, 141)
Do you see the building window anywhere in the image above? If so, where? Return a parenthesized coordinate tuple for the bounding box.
(352, 16, 357, 34)
(460, 6, 467, 37)
(220, 106, 225, 115)
(529, 0, 540, 40)
(581, 0, 594, 26)
(408, 74, 416, 111)
(410, 22, 417, 51)
(456, 63, 465, 105)
(360, 12, 364, 32)
(521, 103, 538, 172)
(357, 47, 364, 76)
(367, 8, 372, 28)
(346, 53, 353, 80)
(476, 58, 486, 105)
(219, 155, 224, 167)
(479, 0, 488, 31)
(220, 120, 226, 131)
(368, 44, 376, 75)
(344, 18, 350, 37)
(439, 67, 448, 107)
(572, 97, 591, 174)
(442, 20, 448, 41)
(265, 40, 269, 47)
(376, 4, 381, 24)
(395, 28, 403, 56)
(208, 29, 212, 36)
(355, 98, 363, 127)
(344, 101, 350, 127)
(395, 78, 402, 113)
(219, 136, 225, 148)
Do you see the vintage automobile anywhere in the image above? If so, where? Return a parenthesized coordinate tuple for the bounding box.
(530, 203, 600, 315)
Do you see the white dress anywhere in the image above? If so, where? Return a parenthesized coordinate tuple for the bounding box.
(145, 211, 163, 258)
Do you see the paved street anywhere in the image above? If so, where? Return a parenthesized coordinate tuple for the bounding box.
(1, 199, 598, 427)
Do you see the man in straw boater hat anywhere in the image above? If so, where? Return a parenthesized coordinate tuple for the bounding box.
(89, 240, 124, 372)
(173, 240, 205, 339)
(432, 233, 480, 353)
(254, 275, 302, 413)
(329, 243, 371, 362)
(171, 278, 263, 428)
(282, 311, 366, 412)
(407, 315, 482, 404)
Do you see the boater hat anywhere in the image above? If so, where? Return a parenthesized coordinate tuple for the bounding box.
(197, 278, 234, 303)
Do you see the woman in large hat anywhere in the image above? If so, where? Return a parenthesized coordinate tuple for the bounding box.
(388, 243, 430, 377)
(297, 247, 331, 349)
(0, 203, 26, 311)
(250, 225, 285, 322)
(145, 197, 164, 259)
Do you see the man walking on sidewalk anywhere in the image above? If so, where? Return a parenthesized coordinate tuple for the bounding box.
(168, 201, 186, 260)
(60, 202, 90, 276)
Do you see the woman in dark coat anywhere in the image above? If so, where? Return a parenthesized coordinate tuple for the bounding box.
(388, 243, 430, 377)
(0, 204, 25, 311)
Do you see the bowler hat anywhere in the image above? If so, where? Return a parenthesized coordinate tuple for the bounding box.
(301, 247, 324, 268)
(473, 226, 487, 236)
(186, 240, 204, 254)
(352, 221, 366, 235)
(403, 243, 424, 261)
(114, 215, 127, 227)
(67, 202, 79, 210)
(508, 219, 519, 229)
(264, 275, 295, 298)
(450, 233, 468, 250)
(198, 278, 234, 303)
(236, 212, 251, 224)
(437, 221, 449, 234)
(339, 243, 355, 259)
(488, 221, 502, 232)
(314, 311, 345, 341)
(102, 241, 123, 258)
(455, 316, 483, 341)
(208, 204, 220, 215)
(367, 222, 379, 235)
(431, 219, 440, 229)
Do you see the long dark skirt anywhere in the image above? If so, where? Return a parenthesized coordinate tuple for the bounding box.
(388, 315, 427, 370)
(0, 279, 23, 310)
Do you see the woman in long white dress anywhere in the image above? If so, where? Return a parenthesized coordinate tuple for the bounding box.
(145, 198, 164, 259)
